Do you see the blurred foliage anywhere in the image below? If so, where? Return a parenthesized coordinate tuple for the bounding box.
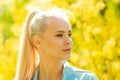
(0, 0, 120, 80)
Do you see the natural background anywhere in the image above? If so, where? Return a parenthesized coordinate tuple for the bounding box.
(0, 0, 120, 80)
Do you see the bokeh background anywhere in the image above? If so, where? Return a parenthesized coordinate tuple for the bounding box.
(0, 0, 120, 80)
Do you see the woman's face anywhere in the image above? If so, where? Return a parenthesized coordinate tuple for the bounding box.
(39, 16, 72, 60)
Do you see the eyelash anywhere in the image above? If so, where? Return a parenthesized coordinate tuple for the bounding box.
(68, 33, 72, 37)
(56, 34, 63, 37)
(56, 34, 72, 37)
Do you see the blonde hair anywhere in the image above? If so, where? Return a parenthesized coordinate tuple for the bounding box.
(15, 8, 69, 80)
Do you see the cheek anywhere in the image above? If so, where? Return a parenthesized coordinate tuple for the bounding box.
(46, 39, 63, 51)
(49, 40, 63, 48)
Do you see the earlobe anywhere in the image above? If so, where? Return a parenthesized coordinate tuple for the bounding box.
(32, 35, 41, 48)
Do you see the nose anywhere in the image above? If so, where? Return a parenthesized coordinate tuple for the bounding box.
(64, 37, 72, 46)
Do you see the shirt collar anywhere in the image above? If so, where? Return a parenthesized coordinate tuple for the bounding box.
(32, 60, 75, 80)
(62, 60, 75, 80)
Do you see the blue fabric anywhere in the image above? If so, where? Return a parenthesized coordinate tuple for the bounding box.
(32, 61, 98, 80)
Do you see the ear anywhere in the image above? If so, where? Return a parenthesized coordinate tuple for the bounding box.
(31, 35, 41, 48)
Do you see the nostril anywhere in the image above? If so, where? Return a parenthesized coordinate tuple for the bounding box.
(64, 37, 72, 45)
(65, 40, 71, 45)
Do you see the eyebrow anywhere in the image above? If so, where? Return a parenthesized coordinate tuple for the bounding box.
(55, 30, 72, 33)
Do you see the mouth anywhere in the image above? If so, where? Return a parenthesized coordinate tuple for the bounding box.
(62, 48, 71, 53)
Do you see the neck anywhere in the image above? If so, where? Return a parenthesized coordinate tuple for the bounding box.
(39, 56, 64, 80)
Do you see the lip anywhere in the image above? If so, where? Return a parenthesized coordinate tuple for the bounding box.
(62, 48, 71, 52)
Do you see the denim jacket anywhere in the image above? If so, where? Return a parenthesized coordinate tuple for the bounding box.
(32, 61, 98, 80)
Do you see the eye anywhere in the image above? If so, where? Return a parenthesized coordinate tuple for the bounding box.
(56, 34, 63, 37)
(68, 33, 72, 37)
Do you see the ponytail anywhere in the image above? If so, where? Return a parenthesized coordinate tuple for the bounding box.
(15, 10, 39, 80)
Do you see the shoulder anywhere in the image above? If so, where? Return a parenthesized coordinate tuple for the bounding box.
(72, 66, 98, 80)
(63, 61, 98, 80)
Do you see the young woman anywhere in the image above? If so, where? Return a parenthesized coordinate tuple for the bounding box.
(15, 8, 98, 80)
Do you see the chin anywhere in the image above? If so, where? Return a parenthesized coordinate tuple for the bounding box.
(61, 54, 71, 60)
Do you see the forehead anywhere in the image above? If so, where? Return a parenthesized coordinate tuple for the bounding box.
(46, 16, 71, 32)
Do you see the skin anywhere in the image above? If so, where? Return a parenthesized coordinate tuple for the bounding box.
(32, 16, 72, 80)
